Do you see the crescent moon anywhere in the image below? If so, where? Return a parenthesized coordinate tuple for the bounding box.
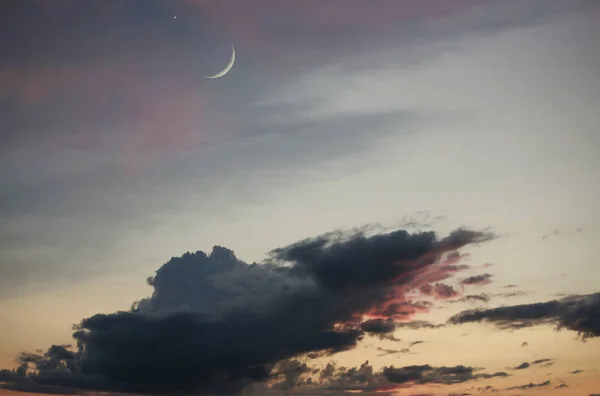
(205, 45, 235, 79)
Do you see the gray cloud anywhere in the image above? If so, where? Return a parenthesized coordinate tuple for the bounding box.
(0, 226, 492, 394)
(450, 294, 491, 304)
(361, 319, 396, 335)
(507, 358, 556, 371)
(419, 283, 459, 300)
(506, 380, 551, 391)
(510, 362, 530, 370)
(376, 348, 408, 357)
(317, 361, 509, 392)
(0, 382, 81, 395)
(395, 321, 445, 330)
(460, 273, 493, 286)
(382, 364, 509, 385)
(448, 293, 600, 340)
(496, 290, 528, 298)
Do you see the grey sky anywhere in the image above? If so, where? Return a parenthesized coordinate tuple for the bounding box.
(1, 0, 598, 298)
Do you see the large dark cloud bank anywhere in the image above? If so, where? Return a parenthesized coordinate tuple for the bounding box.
(0, 227, 515, 394)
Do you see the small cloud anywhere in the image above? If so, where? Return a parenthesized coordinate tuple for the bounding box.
(531, 358, 554, 365)
(570, 369, 583, 374)
(376, 348, 403, 357)
(376, 347, 414, 357)
(497, 290, 528, 298)
(0, 382, 80, 395)
(521, 341, 528, 347)
(542, 229, 561, 240)
(408, 340, 425, 348)
(361, 318, 396, 334)
(510, 362, 530, 370)
(420, 283, 459, 299)
(506, 380, 551, 391)
(382, 364, 509, 385)
(460, 273, 493, 287)
(395, 321, 445, 330)
(556, 383, 569, 389)
(317, 361, 507, 393)
(449, 294, 491, 304)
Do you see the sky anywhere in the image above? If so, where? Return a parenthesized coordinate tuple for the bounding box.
(1, 0, 599, 395)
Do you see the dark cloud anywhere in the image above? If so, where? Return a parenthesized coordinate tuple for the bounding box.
(451, 294, 491, 304)
(510, 362, 530, 370)
(420, 283, 459, 299)
(361, 319, 396, 334)
(496, 290, 528, 298)
(521, 341, 528, 347)
(1, 227, 492, 394)
(0, 369, 20, 382)
(409, 341, 425, 348)
(448, 293, 600, 340)
(570, 369, 583, 374)
(395, 321, 445, 330)
(506, 358, 556, 371)
(506, 380, 551, 391)
(382, 364, 508, 385)
(0, 382, 80, 395)
(556, 383, 569, 389)
(460, 273, 493, 286)
(376, 348, 407, 357)
(319, 361, 508, 392)
(270, 359, 312, 390)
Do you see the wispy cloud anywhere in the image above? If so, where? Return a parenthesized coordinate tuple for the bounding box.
(459, 273, 493, 286)
(448, 293, 600, 340)
(505, 380, 551, 391)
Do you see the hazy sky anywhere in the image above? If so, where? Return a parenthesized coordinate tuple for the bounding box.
(1, 1, 599, 395)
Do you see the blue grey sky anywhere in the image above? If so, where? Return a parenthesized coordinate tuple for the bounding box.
(1, 1, 599, 395)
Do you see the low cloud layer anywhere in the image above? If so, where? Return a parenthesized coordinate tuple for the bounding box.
(506, 380, 551, 391)
(382, 364, 508, 386)
(508, 358, 556, 371)
(0, 227, 493, 394)
(314, 361, 509, 392)
(449, 293, 600, 339)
